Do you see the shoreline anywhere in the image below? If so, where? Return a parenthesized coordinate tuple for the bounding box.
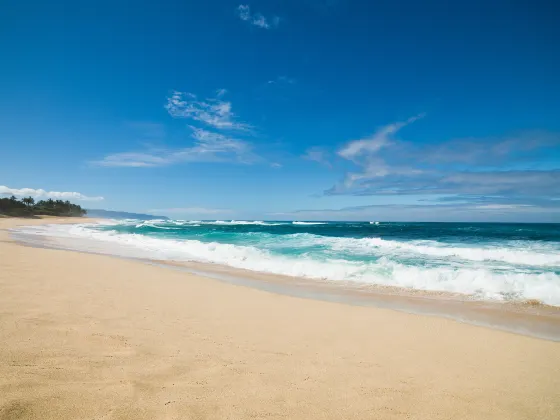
(8, 217, 560, 341)
(154, 259, 560, 342)
(2, 217, 560, 419)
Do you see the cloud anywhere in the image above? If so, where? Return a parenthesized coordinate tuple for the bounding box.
(427, 194, 560, 208)
(418, 130, 560, 165)
(236, 4, 279, 29)
(165, 90, 251, 131)
(328, 115, 560, 206)
(327, 169, 560, 197)
(95, 152, 172, 168)
(0, 186, 104, 201)
(338, 114, 424, 163)
(251, 14, 270, 29)
(267, 76, 296, 85)
(474, 204, 533, 210)
(148, 207, 231, 215)
(270, 200, 560, 223)
(435, 170, 560, 196)
(237, 4, 251, 20)
(335, 114, 426, 187)
(97, 88, 269, 169)
(303, 147, 331, 168)
(94, 127, 260, 167)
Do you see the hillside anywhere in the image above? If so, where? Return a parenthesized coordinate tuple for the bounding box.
(85, 209, 168, 220)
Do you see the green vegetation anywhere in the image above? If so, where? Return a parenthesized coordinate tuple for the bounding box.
(0, 196, 87, 217)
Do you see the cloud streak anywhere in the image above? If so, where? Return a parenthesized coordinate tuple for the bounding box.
(267, 76, 296, 85)
(0, 186, 104, 201)
(95, 127, 260, 168)
(236, 5, 279, 29)
(271, 200, 560, 223)
(327, 169, 560, 197)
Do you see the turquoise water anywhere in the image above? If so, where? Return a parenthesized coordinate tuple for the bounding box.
(27, 220, 560, 305)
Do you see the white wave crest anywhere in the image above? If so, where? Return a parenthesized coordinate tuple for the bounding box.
(134, 220, 177, 229)
(212, 220, 269, 225)
(293, 221, 327, 225)
(121, 219, 284, 227)
(276, 233, 560, 267)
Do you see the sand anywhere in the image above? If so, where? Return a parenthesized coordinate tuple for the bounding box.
(1, 217, 559, 419)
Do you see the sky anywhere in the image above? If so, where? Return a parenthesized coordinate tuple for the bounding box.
(1, 0, 560, 222)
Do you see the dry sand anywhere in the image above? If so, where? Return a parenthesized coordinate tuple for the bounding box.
(1, 217, 559, 419)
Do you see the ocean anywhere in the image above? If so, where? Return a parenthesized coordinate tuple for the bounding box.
(15, 219, 560, 307)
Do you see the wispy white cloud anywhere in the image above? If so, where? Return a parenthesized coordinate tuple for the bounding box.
(251, 14, 269, 29)
(338, 114, 425, 162)
(94, 127, 260, 167)
(165, 90, 251, 131)
(474, 204, 534, 210)
(237, 4, 251, 20)
(95, 152, 172, 168)
(335, 114, 426, 188)
(236, 4, 279, 29)
(0, 185, 104, 201)
(267, 76, 295, 85)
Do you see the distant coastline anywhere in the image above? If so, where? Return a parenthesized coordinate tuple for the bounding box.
(85, 209, 168, 220)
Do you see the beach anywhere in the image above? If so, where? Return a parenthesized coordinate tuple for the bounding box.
(1, 217, 560, 419)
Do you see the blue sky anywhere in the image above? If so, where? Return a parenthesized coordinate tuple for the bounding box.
(1, 0, 560, 221)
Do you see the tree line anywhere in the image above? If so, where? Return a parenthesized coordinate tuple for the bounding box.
(0, 196, 87, 217)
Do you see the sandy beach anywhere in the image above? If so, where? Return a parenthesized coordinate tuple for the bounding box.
(1, 217, 559, 419)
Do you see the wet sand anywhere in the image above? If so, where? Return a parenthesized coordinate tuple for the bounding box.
(157, 259, 560, 341)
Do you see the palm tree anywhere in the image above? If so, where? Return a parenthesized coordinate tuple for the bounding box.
(21, 196, 35, 207)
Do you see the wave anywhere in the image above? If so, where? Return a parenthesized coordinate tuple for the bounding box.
(292, 221, 327, 225)
(134, 221, 176, 229)
(132, 220, 285, 227)
(16, 223, 560, 306)
(282, 234, 560, 267)
(174, 220, 285, 226)
(211, 220, 276, 225)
